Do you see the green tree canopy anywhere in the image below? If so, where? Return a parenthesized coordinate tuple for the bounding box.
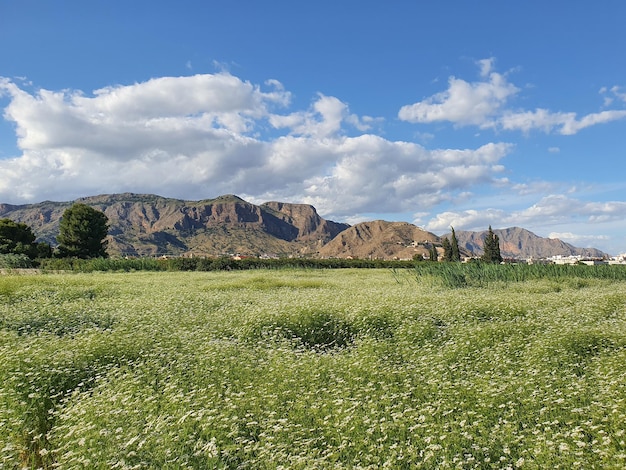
(57, 204, 109, 259)
(481, 225, 503, 263)
(0, 218, 38, 258)
(442, 227, 461, 262)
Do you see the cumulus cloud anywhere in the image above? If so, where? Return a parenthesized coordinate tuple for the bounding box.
(398, 59, 626, 134)
(424, 208, 507, 232)
(398, 61, 519, 127)
(254, 137, 511, 219)
(0, 74, 513, 217)
(269, 93, 379, 137)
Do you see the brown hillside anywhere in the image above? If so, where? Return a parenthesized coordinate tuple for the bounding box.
(452, 227, 607, 259)
(0, 194, 349, 257)
(317, 221, 441, 260)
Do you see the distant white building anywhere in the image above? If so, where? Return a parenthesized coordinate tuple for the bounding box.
(551, 255, 580, 265)
(608, 254, 626, 265)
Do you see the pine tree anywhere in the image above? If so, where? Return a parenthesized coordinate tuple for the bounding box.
(0, 219, 38, 258)
(57, 204, 109, 259)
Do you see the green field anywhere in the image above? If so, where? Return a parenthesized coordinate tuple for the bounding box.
(1, 268, 625, 469)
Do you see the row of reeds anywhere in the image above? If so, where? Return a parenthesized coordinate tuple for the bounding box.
(414, 262, 626, 287)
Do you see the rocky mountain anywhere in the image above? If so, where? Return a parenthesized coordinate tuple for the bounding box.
(0, 194, 609, 259)
(450, 227, 607, 259)
(0, 193, 349, 257)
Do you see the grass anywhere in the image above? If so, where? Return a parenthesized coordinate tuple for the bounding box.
(1, 268, 626, 468)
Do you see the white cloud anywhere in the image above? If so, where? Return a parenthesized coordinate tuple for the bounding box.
(269, 93, 378, 138)
(425, 208, 506, 232)
(601, 85, 626, 106)
(559, 110, 626, 135)
(515, 195, 626, 225)
(500, 108, 626, 135)
(0, 74, 513, 218)
(425, 194, 626, 236)
(398, 66, 519, 127)
(477, 57, 495, 78)
(0, 73, 291, 151)
(269, 94, 346, 138)
(548, 231, 609, 242)
(277, 137, 511, 218)
(398, 59, 626, 134)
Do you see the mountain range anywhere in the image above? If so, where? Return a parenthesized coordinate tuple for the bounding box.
(450, 227, 606, 260)
(0, 193, 609, 259)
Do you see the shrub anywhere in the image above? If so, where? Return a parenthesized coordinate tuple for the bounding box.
(0, 253, 38, 269)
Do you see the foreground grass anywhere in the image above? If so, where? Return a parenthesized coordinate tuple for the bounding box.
(1, 269, 625, 469)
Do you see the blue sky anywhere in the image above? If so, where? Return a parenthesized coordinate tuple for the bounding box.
(2, 1, 626, 254)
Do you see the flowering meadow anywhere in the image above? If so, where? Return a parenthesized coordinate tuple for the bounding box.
(1, 268, 625, 469)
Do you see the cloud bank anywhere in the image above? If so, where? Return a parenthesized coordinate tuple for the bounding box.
(399, 58, 626, 134)
(0, 73, 510, 218)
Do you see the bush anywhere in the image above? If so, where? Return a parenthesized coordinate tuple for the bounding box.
(0, 253, 38, 269)
(246, 309, 356, 351)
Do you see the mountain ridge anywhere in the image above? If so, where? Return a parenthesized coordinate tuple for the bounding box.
(0, 193, 609, 259)
(0, 193, 350, 257)
(449, 227, 606, 259)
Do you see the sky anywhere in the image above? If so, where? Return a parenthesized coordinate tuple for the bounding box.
(1, 1, 626, 254)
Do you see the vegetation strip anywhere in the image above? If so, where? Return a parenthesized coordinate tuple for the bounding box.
(1, 268, 625, 468)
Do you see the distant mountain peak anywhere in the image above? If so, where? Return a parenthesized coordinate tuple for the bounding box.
(317, 220, 442, 260)
(451, 227, 607, 259)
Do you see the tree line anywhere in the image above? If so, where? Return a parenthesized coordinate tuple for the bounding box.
(441, 226, 502, 263)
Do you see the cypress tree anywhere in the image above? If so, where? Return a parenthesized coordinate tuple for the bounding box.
(481, 226, 502, 263)
(429, 244, 438, 261)
(450, 226, 461, 262)
(442, 237, 452, 261)
(493, 233, 502, 263)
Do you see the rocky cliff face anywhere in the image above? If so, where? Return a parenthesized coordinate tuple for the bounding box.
(0, 200, 72, 246)
(261, 201, 349, 243)
(0, 193, 349, 257)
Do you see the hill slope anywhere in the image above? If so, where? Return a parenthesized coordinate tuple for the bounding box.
(317, 221, 443, 260)
(452, 227, 607, 259)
